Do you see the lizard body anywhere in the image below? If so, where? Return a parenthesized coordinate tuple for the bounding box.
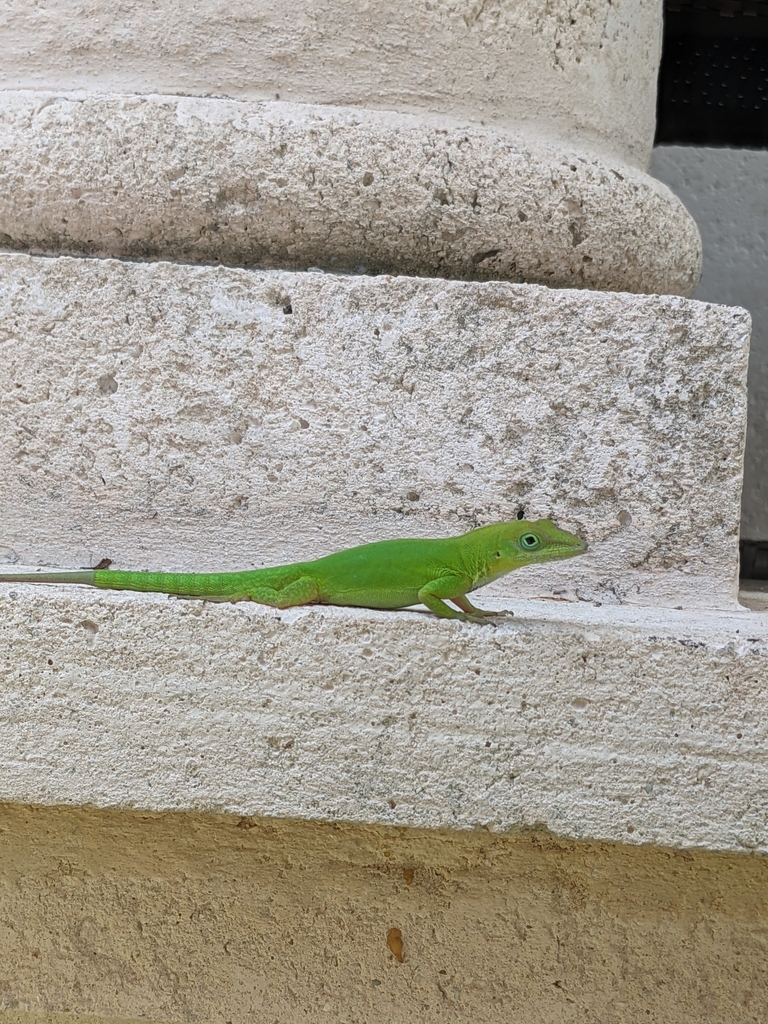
(0, 519, 586, 623)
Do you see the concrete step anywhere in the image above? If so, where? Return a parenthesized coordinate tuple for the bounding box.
(0, 586, 766, 854)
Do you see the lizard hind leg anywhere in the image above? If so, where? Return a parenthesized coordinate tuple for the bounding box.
(248, 575, 320, 609)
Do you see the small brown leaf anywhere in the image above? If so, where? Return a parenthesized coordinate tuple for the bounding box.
(386, 927, 404, 963)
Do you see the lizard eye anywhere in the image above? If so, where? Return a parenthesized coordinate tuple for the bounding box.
(520, 533, 541, 551)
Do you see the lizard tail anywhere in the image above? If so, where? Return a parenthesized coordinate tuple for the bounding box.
(0, 566, 298, 600)
(92, 569, 257, 598)
(0, 570, 96, 585)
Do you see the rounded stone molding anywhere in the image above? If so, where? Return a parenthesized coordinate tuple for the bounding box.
(0, 92, 702, 296)
(1, 0, 664, 168)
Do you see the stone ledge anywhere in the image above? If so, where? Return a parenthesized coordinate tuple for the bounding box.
(0, 92, 701, 294)
(1, 587, 766, 855)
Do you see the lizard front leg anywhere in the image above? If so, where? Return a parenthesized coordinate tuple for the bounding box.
(449, 594, 514, 620)
(418, 576, 494, 624)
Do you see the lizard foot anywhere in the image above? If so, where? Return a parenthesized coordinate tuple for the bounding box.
(463, 613, 500, 626)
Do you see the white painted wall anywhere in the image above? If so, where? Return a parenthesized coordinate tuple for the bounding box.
(651, 146, 768, 539)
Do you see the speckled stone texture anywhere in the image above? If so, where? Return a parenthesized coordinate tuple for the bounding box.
(0, 93, 702, 295)
(0, 254, 749, 609)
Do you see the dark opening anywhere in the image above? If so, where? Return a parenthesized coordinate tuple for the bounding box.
(656, 1, 768, 148)
(740, 541, 768, 580)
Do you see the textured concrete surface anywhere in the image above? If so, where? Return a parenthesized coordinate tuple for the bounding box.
(0, 1017, 150, 1024)
(651, 146, 768, 539)
(1, 803, 768, 1024)
(0, 587, 767, 853)
(0, 255, 748, 609)
(1, 1016, 151, 1024)
(0, 0, 663, 168)
(0, 93, 701, 295)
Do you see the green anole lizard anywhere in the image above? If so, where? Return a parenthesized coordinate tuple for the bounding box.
(0, 519, 586, 624)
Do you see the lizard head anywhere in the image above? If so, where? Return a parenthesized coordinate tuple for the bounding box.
(490, 519, 587, 572)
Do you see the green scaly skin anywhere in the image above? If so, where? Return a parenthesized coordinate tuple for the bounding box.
(0, 520, 586, 624)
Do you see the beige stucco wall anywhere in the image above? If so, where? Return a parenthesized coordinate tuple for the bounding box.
(0, 803, 766, 1024)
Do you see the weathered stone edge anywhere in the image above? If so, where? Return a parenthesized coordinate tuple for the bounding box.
(0, 91, 701, 295)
